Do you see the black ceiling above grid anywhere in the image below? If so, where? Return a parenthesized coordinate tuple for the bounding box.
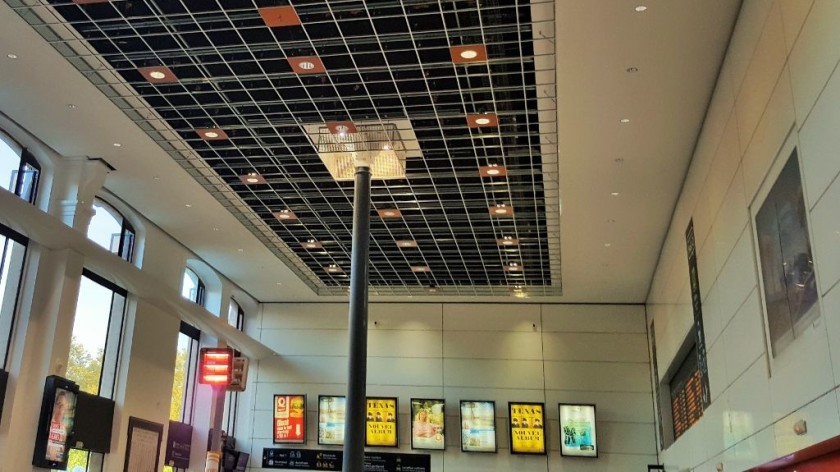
(20, 0, 558, 295)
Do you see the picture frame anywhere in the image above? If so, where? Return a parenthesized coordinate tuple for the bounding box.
(459, 400, 497, 453)
(508, 402, 546, 455)
(123, 416, 164, 472)
(558, 403, 598, 458)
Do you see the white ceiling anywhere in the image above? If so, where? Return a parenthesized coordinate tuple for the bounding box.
(0, 0, 741, 304)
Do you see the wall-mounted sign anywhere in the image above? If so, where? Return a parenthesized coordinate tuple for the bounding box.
(164, 421, 192, 469)
(410, 398, 445, 450)
(318, 395, 346, 446)
(262, 448, 431, 472)
(559, 403, 598, 457)
(460, 400, 496, 453)
(508, 402, 546, 454)
(366, 397, 398, 447)
(274, 395, 306, 444)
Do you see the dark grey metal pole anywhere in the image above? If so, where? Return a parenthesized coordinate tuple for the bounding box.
(342, 164, 371, 472)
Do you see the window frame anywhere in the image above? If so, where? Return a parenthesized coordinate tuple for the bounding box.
(174, 321, 201, 424)
(78, 269, 128, 398)
(749, 137, 824, 369)
(181, 268, 206, 307)
(0, 130, 41, 204)
(0, 223, 28, 370)
(88, 198, 136, 263)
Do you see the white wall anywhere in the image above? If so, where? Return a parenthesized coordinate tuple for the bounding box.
(646, 0, 840, 470)
(239, 302, 655, 472)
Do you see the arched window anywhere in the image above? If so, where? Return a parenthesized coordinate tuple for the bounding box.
(227, 299, 244, 330)
(181, 268, 205, 306)
(0, 131, 40, 203)
(87, 198, 136, 262)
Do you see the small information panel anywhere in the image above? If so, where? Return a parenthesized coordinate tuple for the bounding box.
(262, 448, 431, 472)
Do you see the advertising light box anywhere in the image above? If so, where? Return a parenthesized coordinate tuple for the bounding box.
(559, 403, 598, 457)
(366, 397, 398, 447)
(274, 395, 306, 444)
(318, 395, 346, 446)
(508, 402, 546, 454)
(460, 400, 496, 453)
(410, 398, 445, 450)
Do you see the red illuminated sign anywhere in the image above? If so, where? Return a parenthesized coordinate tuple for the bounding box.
(198, 348, 233, 386)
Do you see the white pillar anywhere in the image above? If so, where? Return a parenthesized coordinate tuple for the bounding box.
(48, 157, 112, 231)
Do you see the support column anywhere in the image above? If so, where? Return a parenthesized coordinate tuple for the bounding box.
(342, 164, 372, 472)
(48, 156, 112, 231)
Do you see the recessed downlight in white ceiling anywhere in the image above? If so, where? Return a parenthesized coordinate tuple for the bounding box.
(113, 142, 121, 147)
(635, 5, 648, 12)
(7, 53, 17, 59)
(611, 192, 620, 196)
(620, 118, 630, 123)
(66, 104, 77, 109)
(604, 243, 612, 247)
(185, 204, 192, 208)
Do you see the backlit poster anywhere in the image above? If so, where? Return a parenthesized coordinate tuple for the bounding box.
(460, 400, 496, 453)
(508, 402, 546, 454)
(274, 395, 306, 444)
(559, 403, 598, 457)
(410, 398, 445, 450)
(318, 395, 346, 446)
(366, 397, 398, 447)
(46, 387, 77, 463)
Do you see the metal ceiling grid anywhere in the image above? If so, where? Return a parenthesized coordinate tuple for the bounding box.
(6, 0, 560, 297)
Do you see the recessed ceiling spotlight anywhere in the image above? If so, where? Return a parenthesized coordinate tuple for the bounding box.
(411, 265, 431, 273)
(185, 204, 192, 208)
(497, 236, 519, 247)
(490, 204, 514, 217)
(237, 248, 244, 252)
(302, 239, 323, 249)
(239, 172, 266, 185)
(620, 118, 631, 124)
(378, 208, 402, 219)
(451, 44, 487, 64)
(113, 142, 122, 147)
(635, 5, 648, 12)
(611, 192, 620, 196)
(288, 56, 326, 74)
(604, 243, 612, 247)
(7, 53, 17, 59)
(626, 67, 639, 73)
(66, 104, 78, 109)
(138, 66, 178, 84)
(504, 262, 523, 272)
(195, 128, 228, 140)
(480, 164, 508, 177)
(274, 209, 298, 221)
(467, 113, 499, 128)
(325, 264, 344, 273)
(396, 240, 418, 248)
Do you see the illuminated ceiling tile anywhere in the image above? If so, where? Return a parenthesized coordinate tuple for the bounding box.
(259, 5, 301, 27)
(288, 56, 326, 74)
(326, 121, 357, 135)
(377, 208, 402, 219)
(273, 209, 298, 221)
(489, 204, 514, 217)
(479, 164, 507, 177)
(450, 44, 488, 64)
(467, 113, 498, 128)
(138, 66, 178, 84)
(195, 128, 228, 140)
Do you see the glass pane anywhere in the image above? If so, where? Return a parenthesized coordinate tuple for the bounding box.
(17, 164, 39, 202)
(181, 270, 199, 302)
(87, 201, 123, 256)
(67, 277, 113, 395)
(170, 332, 191, 421)
(0, 138, 20, 193)
(0, 235, 26, 367)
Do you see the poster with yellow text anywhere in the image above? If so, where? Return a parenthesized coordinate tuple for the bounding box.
(508, 402, 546, 454)
(365, 397, 398, 447)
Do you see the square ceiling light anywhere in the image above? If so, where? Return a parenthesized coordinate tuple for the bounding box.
(317, 123, 408, 181)
(377, 208, 402, 219)
(239, 172, 266, 185)
(497, 236, 519, 247)
(450, 44, 488, 64)
(489, 204, 514, 217)
(467, 113, 498, 128)
(273, 209, 298, 221)
(195, 128, 228, 140)
(259, 6, 301, 27)
(138, 66, 178, 84)
(288, 56, 326, 74)
(479, 164, 507, 177)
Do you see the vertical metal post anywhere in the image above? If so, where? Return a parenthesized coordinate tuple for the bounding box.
(342, 164, 372, 472)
